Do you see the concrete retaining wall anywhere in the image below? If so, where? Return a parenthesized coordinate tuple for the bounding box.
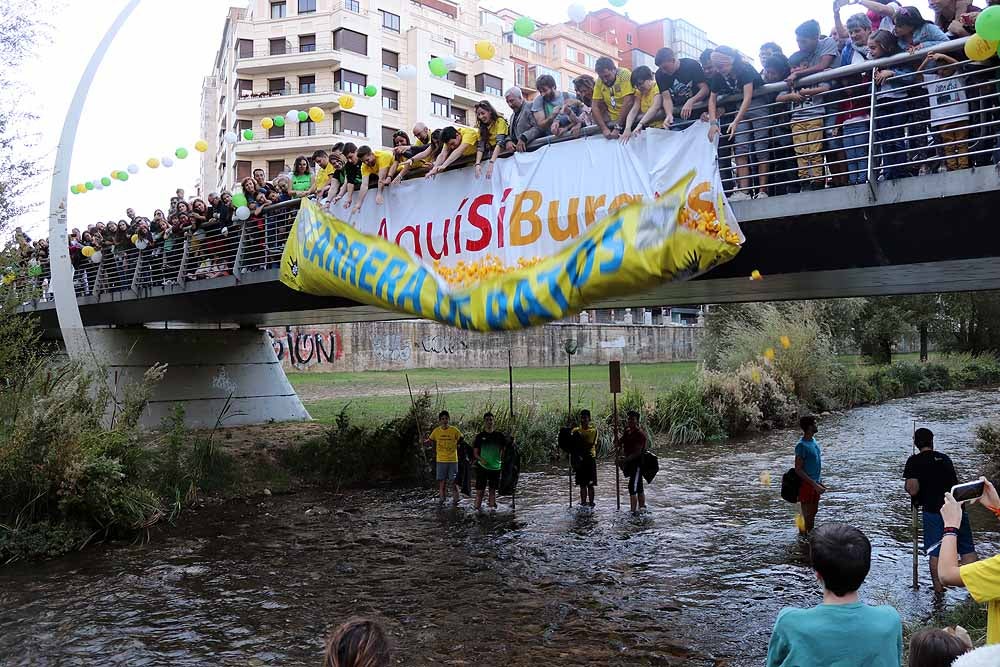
(264, 321, 703, 372)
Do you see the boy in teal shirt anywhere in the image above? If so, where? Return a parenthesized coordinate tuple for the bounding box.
(766, 523, 902, 667)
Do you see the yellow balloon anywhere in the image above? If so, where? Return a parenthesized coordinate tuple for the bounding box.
(147, 158, 160, 169)
(82, 245, 95, 258)
(195, 139, 209, 152)
(131, 234, 139, 244)
(965, 33, 998, 61)
(338, 96, 354, 110)
(308, 106, 325, 122)
(795, 513, 806, 532)
(475, 40, 496, 60)
(261, 117, 274, 130)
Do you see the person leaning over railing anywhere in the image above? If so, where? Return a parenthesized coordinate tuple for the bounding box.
(620, 65, 668, 144)
(918, 52, 973, 172)
(570, 75, 595, 129)
(939, 477, 1000, 645)
(504, 86, 540, 152)
(593, 56, 636, 140)
(835, 11, 876, 185)
(473, 99, 509, 180)
(868, 29, 916, 180)
(653, 47, 710, 124)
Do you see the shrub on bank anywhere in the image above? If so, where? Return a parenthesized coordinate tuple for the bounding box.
(975, 420, 1000, 477)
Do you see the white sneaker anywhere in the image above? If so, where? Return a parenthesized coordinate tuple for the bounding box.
(729, 191, 752, 202)
(755, 191, 769, 199)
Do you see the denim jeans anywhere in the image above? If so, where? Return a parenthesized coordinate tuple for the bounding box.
(875, 98, 908, 180)
(842, 119, 870, 185)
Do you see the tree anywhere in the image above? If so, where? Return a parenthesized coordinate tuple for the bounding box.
(937, 292, 1000, 355)
(852, 297, 910, 364)
(898, 295, 942, 362)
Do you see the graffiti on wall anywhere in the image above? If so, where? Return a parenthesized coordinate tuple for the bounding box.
(268, 327, 344, 369)
(421, 334, 468, 355)
(371, 334, 411, 362)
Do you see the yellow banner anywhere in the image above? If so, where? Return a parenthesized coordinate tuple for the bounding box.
(280, 172, 741, 331)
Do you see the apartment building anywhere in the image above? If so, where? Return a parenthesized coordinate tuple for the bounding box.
(202, 0, 515, 194)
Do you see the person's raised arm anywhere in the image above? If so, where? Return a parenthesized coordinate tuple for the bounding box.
(834, 0, 849, 39)
(938, 491, 965, 586)
(857, 0, 897, 19)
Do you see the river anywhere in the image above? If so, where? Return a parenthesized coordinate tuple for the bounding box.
(2, 389, 1000, 666)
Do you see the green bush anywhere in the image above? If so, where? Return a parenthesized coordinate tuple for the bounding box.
(975, 420, 1000, 476)
(650, 381, 726, 445)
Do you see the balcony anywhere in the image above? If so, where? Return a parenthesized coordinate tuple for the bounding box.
(235, 87, 343, 114)
(233, 122, 371, 157)
(236, 41, 341, 76)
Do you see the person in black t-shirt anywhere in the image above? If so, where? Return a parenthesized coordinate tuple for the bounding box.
(904, 427, 978, 592)
(653, 48, 710, 121)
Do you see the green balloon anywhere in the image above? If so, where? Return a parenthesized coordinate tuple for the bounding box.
(85, 181, 94, 190)
(118, 172, 129, 181)
(175, 147, 189, 159)
(70, 185, 79, 194)
(513, 16, 536, 37)
(274, 115, 285, 128)
(28, 264, 43, 277)
(298, 110, 308, 122)
(977, 6, 1000, 41)
(242, 129, 255, 140)
(232, 193, 248, 208)
(428, 57, 448, 77)
(101, 176, 112, 186)
(364, 84, 378, 97)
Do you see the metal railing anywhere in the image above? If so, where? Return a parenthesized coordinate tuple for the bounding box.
(18, 37, 998, 309)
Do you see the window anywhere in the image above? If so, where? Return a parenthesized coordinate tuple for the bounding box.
(236, 119, 252, 133)
(237, 39, 253, 58)
(333, 28, 367, 55)
(268, 160, 286, 179)
(344, 0, 360, 11)
(431, 94, 451, 117)
(382, 126, 399, 148)
(380, 9, 401, 32)
(447, 71, 467, 88)
(566, 46, 578, 62)
(299, 34, 316, 52)
(515, 64, 525, 87)
(451, 106, 467, 125)
(298, 0, 316, 12)
(269, 124, 285, 138)
(334, 111, 367, 137)
(269, 38, 287, 56)
(585, 53, 597, 69)
(382, 49, 399, 71)
(236, 160, 252, 181)
(236, 78, 253, 96)
(626, 33, 633, 45)
(300, 119, 317, 136)
(475, 73, 502, 97)
(271, 2, 287, 18)
(382, 88, 399, 110)
(268, 78, 286, 95)
(335, 69, 367, 95)
(299, 75, 316, 94)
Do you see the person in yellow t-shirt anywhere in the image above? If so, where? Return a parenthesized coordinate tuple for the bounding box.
(425, 410, 466, 505)
(941, 479, 999, 643)
(621, 66, 671, 145)
(572, 409, 599, 507)
(426, 126, 478, 177)
(473, 100, 510, 180)
(351, 146, 394, 213)
(593, 57, 635, 140)
(308, 149, 336, 200)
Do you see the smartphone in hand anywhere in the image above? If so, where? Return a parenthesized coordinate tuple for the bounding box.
(951, 480, 986, 504)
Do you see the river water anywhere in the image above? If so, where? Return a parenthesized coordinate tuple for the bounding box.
(3, 389, 1000, 666)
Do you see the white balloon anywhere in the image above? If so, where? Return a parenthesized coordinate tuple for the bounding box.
(162, 157, 174, 168)
(286, 109, 300, 123)
(224, 130, 238, 144)
(221, 226, 229, 236)
(442, 54, 458, 69)
(398, 64, 417, 80)
(135, 240, 149, 250)
(94, 181, 104, 190)
(235, 206, 251, 221)
(568, 3, 587, 23)
(127, 164, 139, 174)
(90, 250, 103, 264)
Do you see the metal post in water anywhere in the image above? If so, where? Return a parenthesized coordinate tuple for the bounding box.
(614, 392, 621, 511)
(508, 349, 515, 512)
(866, 75, 878, 201)
(567, 350, 572, 508)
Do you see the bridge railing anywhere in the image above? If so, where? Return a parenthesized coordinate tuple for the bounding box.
(15, 37, 998, 308)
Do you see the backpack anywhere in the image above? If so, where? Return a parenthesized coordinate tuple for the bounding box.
(641, 451, 659, 483)
(499, 442, 521, 496)
(781, 468, 801, 503)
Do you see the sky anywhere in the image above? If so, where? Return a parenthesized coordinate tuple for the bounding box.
(14, 0, 937, 239)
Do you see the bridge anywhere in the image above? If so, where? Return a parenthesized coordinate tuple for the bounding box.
(20, 38, 1000, 427)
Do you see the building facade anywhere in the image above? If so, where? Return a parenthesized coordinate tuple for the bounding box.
(202, 0, 515, 194)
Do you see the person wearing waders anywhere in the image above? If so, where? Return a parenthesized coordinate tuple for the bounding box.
(619, 410, 647, 514)
(795, 415, 825, 534)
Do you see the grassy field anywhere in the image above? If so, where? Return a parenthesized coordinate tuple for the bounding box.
(289, 353, 932, 425)
(289, 361, 698, 424)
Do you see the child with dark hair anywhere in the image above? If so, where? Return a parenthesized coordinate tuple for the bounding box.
(908, 627, 971, 667)
(322, 618, 390, 667)
(794, 415, 825, 533)
(868, 29, 912, 180)
(894, 6, 949, 51)
(618, 409, 647, 513)
(766, 523, 903, 666)
(620, 65, 666, 144)
(573, 409, 598, 507)
(473, 100, 509, 179)
(426, 410, 465, 506)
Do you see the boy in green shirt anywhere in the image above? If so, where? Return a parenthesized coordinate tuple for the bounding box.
(473, 412, 506, 512)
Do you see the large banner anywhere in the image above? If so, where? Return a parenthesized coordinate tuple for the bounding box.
(280, 123, 743, 331)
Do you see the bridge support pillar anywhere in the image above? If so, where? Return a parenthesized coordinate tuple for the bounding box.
(89, 327, 310, 429)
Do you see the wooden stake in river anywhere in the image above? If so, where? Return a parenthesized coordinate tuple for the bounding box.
(405, 374, 431, 484)
(509, 349, 516, 512)
(610, 361, 622, 511)
(912, 419, 919, 589)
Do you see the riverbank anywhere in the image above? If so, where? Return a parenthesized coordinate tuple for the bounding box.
(3, 389, 998, 665)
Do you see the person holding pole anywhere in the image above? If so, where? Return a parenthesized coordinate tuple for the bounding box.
(426, 410, 464, 507)
(573, 409, 598, 507)
(618, 410, 647, 514)
(904, 427, 978, 593)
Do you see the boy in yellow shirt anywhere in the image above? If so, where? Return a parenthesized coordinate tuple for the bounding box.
(426, 126, 478, 177)
(593, 56, 635, 140)
(352, 145, 394, 212)
(426, 410, 465, 506)
(572, 409, 598, 507)
(940, 478, 1000, 644)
